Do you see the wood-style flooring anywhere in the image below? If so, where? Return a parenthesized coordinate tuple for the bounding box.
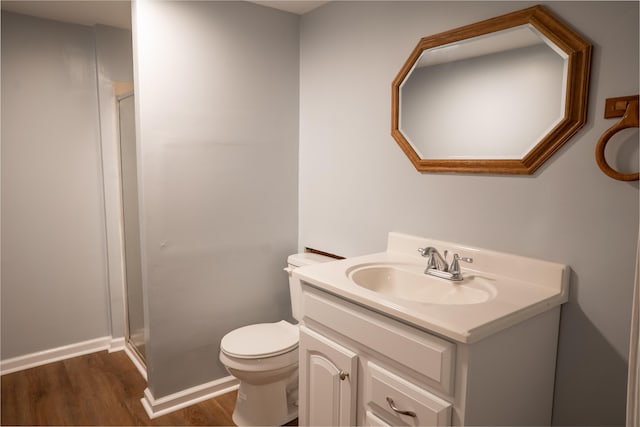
(1, 350, 239, 426)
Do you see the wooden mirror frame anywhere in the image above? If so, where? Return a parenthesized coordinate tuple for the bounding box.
(391, 5, 592, 174)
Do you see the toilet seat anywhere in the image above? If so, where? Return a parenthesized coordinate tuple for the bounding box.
(221, 320, 298, 359)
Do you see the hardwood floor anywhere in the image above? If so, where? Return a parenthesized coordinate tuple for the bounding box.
(1, 350, 238, 426)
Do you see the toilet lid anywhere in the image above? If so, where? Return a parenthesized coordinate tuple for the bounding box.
(220, 321, 299, 359)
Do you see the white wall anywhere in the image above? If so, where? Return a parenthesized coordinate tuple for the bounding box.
(299, 2, 639, 425)
(132, 0, 299, 398)
(1, 12, 111, 358)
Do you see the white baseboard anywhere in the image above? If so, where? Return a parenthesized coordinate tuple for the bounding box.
(123, 343, 147, 381)
(141, 376, 239, 419)
(0, 336, 113, 376)
(109, 337, 126, 352)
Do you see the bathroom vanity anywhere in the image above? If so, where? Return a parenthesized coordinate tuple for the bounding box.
(294, 232, 569, 426)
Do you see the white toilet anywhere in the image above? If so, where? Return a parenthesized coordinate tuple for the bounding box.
(219, 252, 334, 426)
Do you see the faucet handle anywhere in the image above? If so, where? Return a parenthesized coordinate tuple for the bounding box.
(449, 253, 473, 277)
(453, 254, 473, 264)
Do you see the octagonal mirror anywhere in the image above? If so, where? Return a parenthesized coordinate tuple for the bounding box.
(392, 5, 591, 174)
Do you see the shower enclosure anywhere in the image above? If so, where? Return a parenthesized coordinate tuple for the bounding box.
(118, 92, 145, 362)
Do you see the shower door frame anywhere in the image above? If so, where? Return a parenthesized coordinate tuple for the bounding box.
(116, 90, 147, 370)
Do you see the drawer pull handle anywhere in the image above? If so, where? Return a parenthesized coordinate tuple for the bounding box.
(386, 397, 417, 418)
(338, 370, 349, 381)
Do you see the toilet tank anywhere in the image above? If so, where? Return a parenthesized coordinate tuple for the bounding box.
(286, 252, 335, 321)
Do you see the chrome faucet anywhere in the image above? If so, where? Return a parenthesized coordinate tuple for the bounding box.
(418, 247, 448, 271)
(418, 247, 473, 281)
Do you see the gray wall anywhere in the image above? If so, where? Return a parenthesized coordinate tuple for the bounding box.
(1, 12, 111, 358)
(94, 23, 135, 341)
(131, 1, 300, 398)
(299, 2, 639, 425)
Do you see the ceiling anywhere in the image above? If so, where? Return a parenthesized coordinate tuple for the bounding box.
(248, 1, 327, 15)
(1, 1, 133, 29)
(0, 1, 328, 30)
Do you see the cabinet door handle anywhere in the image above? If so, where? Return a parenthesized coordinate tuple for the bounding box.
(386, 397, 417, 418)
(338, 370, 349, 381)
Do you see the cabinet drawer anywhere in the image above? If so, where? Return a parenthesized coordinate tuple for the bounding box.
(365, 411, 391, 427)
(365, 362, 451, 427)
(302, 287, 455, 394)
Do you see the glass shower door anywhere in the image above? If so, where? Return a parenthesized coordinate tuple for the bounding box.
(118, 93, 145, 361)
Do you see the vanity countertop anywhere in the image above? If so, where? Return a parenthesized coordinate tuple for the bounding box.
(294, 233, 569, 343)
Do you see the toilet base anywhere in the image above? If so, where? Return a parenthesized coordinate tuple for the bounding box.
(232, 373, 298, 426)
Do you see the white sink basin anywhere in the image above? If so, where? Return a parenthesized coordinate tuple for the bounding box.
(347, 263, 497, 305)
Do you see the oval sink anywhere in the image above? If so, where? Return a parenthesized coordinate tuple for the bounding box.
(347, 263, 496, 305)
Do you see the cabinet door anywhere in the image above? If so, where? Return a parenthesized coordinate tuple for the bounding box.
(299, 326, 358, 426)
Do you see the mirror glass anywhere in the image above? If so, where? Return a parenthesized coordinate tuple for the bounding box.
(400, 25, 567, 160)
(391, 6, 591, 174)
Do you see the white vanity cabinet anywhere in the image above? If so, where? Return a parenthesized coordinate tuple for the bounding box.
(298, 284, 562, 426)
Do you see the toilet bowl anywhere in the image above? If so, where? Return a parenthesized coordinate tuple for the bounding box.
(219, 253, 335, 426)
